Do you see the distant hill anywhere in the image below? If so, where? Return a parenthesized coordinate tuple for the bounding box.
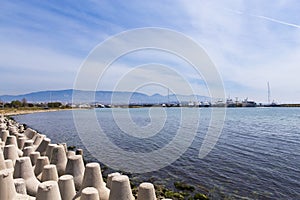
(0, 89, 210, 104)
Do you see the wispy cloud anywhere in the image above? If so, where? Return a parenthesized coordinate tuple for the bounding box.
(252, 14, 300, 28)
(181, 0, 300, 102)
(226, 8, 300, 29)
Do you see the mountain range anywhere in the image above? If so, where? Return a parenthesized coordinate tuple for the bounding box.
(0, 89, 210, 104)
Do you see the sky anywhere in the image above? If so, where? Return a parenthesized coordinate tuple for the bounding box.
(1, 0, 300, 103)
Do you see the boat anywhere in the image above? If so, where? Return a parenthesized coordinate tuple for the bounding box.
(264, 101, 280, 107)
(202, 101, 211, 107)
(226, 98, 236, 107)
(213, 100, 226, 107)
(242, 98, 256, 107)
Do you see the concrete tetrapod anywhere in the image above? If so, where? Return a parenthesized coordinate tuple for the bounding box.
(106, 172, 121, 190)
(45, 143, 57, 161)
(23, 146, 34, 157)
(13, 157, 41, 196)
(23, 128, 37, 140)
(65, 154, 85, 190)
(108, 175, 134, 200)
(36, 180, 62, 200)
(41, 164, 59, 182)
(67, 151, 76, 158)
(50, 144, 67, 176)
(35, 138, 51, 156)
(0, 148, 6, 170)
(5, 159, 14, 169)
(0, 169, 18, 199)
(29, 151, 40, 166)
(4, 144, 19, 165)
(0, 122, 5, 129)
(14, 178, 27, 195)
(61, 143, 67, 154)
(8, 126, 18, 135)
(17, 137, 27, 150)
(32, 134, 45, 150)
(16, 133, 25, 140)
(76, 149, 83, 156)
(81, 187, 100, 200)
(34, 156, 50, 178)
(0, 140, 4, 147)
(6, 135, 23, 157)
(30, 133, 38, 142)
(0, 169, 32, 200)
(0, 123, 4, 130)
(23, 140, 34, 149)
(137, 182, 157, 200)
(79, 162, 110, 200)
(58, 175, 76, 200)
(0, 130, 9, 143)
(5, 135, 18, 146)
(19, 125, 25, 133)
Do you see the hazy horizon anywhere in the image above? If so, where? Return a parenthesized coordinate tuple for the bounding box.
(1, 88, 298, 104)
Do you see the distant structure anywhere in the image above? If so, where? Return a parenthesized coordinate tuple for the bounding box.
(265, 82, 280, 107)
(267, 82, 271, 104)
(167, 88, 170, 106)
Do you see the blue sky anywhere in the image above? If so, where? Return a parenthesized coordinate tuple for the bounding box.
(1, 0, 300, 103)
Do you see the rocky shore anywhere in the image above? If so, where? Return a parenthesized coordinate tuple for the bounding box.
(0, 114, 210, 200)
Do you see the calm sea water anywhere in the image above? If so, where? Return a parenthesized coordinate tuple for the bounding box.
(14, 107, 300, 199)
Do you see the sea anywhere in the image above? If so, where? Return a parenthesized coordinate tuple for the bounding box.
(14, 107, 300, 199)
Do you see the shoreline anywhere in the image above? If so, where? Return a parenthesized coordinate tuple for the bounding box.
(1, 113, 212, 199)
(0, 108, 88, 116)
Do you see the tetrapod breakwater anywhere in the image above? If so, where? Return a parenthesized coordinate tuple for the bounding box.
(0, 114, 164, 200)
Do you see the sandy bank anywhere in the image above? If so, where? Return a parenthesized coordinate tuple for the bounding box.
(0, 108, 85, 116)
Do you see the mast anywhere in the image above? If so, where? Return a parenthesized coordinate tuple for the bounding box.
(50, 91, 52, 104)
(267, 82, 271, 104)
(167, 88, 170, 105)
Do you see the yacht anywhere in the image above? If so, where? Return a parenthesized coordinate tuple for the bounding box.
(242, 98, 256, 107)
